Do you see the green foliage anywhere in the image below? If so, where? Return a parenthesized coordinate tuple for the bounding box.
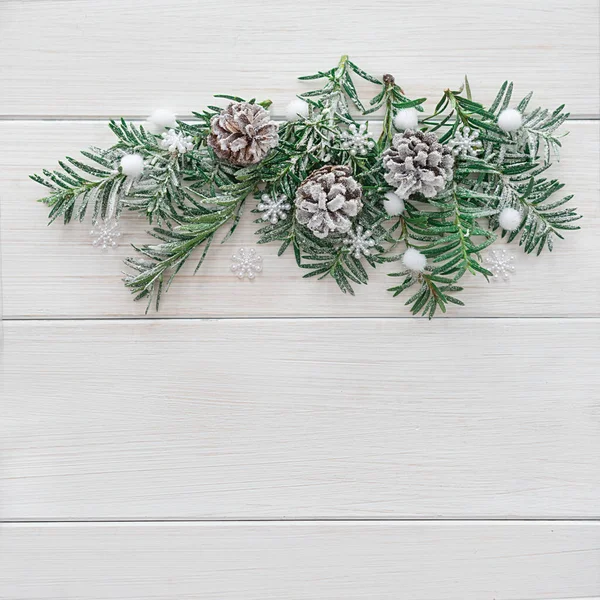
(366, 73, 426, 148)
(388, 271, 465, 318)
(123, 195, 239, 311)
(251, 55, 394, 294)
(489, 82, 570, 163)
(30, 118, 201, 226)
(298, 54, 379, 114)
(30, 57, 578, 316)
(386, 78, 579, 316)
(30, 146, 125, 224)
(489, 163, 580, 254)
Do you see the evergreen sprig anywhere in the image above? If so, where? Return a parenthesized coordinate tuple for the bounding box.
(123, 195, 239, 310)
(31, 146, 126, 224)
(384, 78, 579, 315)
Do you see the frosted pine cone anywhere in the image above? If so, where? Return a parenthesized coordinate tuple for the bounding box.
(208, 102, 279, 166)
(383, 130, 454, 200)
(295, 165, 363, 239)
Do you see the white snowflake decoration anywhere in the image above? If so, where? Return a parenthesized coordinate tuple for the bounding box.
(340, 123, 375, 156)
(230, 247, 263, 280)
(90, 218, 121, 250)
(447, 126, 483, 157)
(257, 193, 291, 224)
(344, 225, 376, 258)
(160, 129, 194, 154)
(484, 247, 516, 282)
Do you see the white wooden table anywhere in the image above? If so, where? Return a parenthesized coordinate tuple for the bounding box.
(1, 1, 599, 598)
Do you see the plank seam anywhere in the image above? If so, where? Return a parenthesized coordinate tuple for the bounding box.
(3, 518, 600, 524)
(3, 316, 600, 323)
(0, 115, 598, 122)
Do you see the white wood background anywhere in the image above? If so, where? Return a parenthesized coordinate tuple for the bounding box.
(1, 1, 599, 598)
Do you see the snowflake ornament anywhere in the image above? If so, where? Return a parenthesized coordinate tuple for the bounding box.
(344, 225, 376, 258)
(340, 123, 375, 156)
(484, 247, 516, 282)
(160, 129, 194, 154)
(257, 193, 291, 224)
(230, 247, 263, 280)
(90, 218, 121, 250)
(447, 126, 483, 158)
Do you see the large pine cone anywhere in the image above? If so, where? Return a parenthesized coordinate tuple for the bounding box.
(383, 130, 454, 200)
(295, 165, 363, 239)
(207, 102, 279, 166)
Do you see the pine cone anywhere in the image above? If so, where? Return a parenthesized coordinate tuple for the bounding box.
(208, 102, 279, 166)
(383, 130, 454, 200)
(295, 165, 363, 239)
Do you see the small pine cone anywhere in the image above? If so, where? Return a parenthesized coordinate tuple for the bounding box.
(383, 130, 454, 200)
(295, 165, 363, 239)
(207, 102, 278, 166)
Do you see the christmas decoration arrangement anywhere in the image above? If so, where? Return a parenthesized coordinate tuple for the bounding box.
(31, 56, 580, 316)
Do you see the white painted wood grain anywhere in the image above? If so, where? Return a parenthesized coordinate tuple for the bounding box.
(0, 121, 597, 318)
(2, 318, 598, 520)
(1, 522, 599, 600)
(0, 0, 598, 117)
(1, 1, 599, 597)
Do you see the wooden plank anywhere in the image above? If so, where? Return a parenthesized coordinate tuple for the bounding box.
(0, 121, 598, 318)
(1, 318, 598, 520)
(0, 0, 598, 117)
(1, 522, 598, 599)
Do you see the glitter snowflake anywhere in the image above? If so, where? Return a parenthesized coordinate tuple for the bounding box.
(257, 193, 291, 224)
(90, 218, 121, 250)
(484, 247, 516, 282)
(230, 247, 263, 280)
(447, 126, 483, 158)
(340, 123, 375, 156)
(160, 129, 194, 154)
(344, 225, 376, 258)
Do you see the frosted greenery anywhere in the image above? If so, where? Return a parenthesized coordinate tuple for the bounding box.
(31, 56, 580, 316)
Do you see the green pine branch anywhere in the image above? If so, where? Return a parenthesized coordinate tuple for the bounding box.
(30, 147, 125, 224)
(123, 195, 240, 311)
(495, 170, 581, 254)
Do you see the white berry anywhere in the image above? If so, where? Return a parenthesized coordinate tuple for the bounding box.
(120, 153, 144, 178)
(284, 98, 310, 122)
(497, 109, 523, 132)
(498, 207, 522, 231)
(402, 247, 427, 272)
(383, 191, 405, 216)
(147, 109, 177, 133)
(393, 108, 419, 131)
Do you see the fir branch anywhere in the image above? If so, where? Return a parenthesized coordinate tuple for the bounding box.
(30, 57, 579, 317)
(300, 245, 367, 295)
(494, 171, 581, 254)
(386, 181, 497, 317)
(31, 119, 209, 227)
(518, 104, 570, 164)
(123, 195, 240, 311)
(31, 148, 125, 224)
(123, 156, 187, 224)
(388, 270, 465, 318)
(365, 72, 425, 148)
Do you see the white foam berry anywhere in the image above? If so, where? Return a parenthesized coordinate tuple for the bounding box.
(498, 207, 522, 231)
(284, 98, 310, 121)
(402, 247, 427, 272)
(497, 109, 523, 132)
(393, 108, 419, 131)
(147, 109, 177, 133)
(119, 153, 144, 178)
(383, 191, 405, 216)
